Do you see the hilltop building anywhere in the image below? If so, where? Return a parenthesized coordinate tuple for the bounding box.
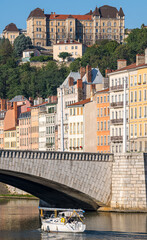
(26, 5, 125, 47)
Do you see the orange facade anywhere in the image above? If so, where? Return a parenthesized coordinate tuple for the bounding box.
(96, 89, 110, 153)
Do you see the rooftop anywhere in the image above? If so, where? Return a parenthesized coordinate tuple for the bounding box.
(68, 98, 91, 107)
(108, 63, 147, 74)
(4, 23, 19, 32)
(9, 95, 28, 102)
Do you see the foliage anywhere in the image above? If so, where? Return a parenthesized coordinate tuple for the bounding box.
(58, 52, 72, 61)
(30, 55, 53, 62)
(14, 34, 32, 57)
(70, 58, 81, 72)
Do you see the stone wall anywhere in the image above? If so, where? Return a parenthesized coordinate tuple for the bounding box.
(111, 153, 147, 210)
(0, 150, 113, 209)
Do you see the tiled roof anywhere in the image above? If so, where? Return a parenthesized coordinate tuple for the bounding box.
(4, 23, 19, 32)
(68, 98, 91, 107)
(48, 14, 92, 20)
(31, 102, 48, 108)
(82, 68, 103, 84)
(118, 7, 125, 17)
(109, 63, 147, 74)
(9, 95, 28, 102)
(99, 5, 118, 18)
(93, 7, 100, 16)
(96, 88, 109, 94)
(27, 8, 46, 19)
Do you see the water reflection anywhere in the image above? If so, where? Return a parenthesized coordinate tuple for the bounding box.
(0, 199, 147, 240)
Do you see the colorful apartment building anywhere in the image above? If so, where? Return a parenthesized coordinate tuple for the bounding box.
(39, 102, 57, 151)
(19, 110, 31, 150)
(26, 5, 125, 47)
(129, 54, 147, 152)
(96, 89, 110, 153)
(68, 98, 90, 151)
(57, 65, 107, 151)
(108, 60, 129, 153)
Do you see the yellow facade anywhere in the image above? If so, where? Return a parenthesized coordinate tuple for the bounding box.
(129, 66, 147, 152)
(4, 129, 17, 150)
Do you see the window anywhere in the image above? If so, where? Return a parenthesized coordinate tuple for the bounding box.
(108, 121, 110, 130)
(131, 125, 133, 137)
(96, 29, 98, 33)
(103, 22, 105, 26)
(107, 28, 111, 33)
(97, 136, 99, 145)
(130, 76, 133, 86)
(97, 122, 99, 131)
(144, 106, 147, 118)
(139, 124, 142, 136)
(96, 22, 98, 26)
(139, 90, 142, 101)
(70, 28, 72, 32)
(101, 96, 103, 103)
(131, 108, 133, 119)
(97, 97, 99, 103)
(139, 107, 142, 118)
(104, 96, 106, 102)
(97, 108, 99, 117)
(101, 136, 103, 145)
(134, 75, 137, 85)
(104, 121, 106, 130)
(101, 122, 103, 130)
(104, 108, 106, 116)
(131, 92, 133, 102)
(107, 95, 109, 102)
(138, 75, 142, 84)
(58, 22, 60, 26)
(134, 125, 137, 137)
(114, 22, 116, 27)
(51, 22, 53, 26)
(135, 108, 137, 118)
(101, 108, 103, 117)
(134, 91, 137, 102)
(70, 21, 72, 26)
(143, 74, 146, 84)
(145, 123, 147, 136)
(104, 136, 106, 145)
(144, 89, 147, 101)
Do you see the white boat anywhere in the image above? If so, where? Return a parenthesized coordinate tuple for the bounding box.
(39, 207, 86, 233)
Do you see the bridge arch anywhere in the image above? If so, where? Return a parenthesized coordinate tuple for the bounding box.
(0, 150, 113, 210)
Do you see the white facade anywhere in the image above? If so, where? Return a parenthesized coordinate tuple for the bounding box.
(39, 104, 57, 151)
(68, 107, 84, 151)
(109, 71, 129, 153)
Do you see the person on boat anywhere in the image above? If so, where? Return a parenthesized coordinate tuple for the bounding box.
(61, 213, 66, 223)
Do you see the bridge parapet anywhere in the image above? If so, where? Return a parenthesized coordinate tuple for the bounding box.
(0, 150, 113, 162)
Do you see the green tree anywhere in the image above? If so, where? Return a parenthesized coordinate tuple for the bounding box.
(14, 34, 32, 57)
(58, 52, 72, 62)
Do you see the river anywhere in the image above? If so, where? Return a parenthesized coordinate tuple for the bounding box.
(0, 199, 147, 240)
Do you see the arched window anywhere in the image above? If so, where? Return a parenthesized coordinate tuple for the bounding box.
(107, 21, 111, 26)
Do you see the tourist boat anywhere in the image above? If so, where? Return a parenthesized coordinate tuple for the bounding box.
(39, 207, 86, 233)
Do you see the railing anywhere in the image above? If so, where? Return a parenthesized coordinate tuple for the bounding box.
(111, 136, 123, 142)
(111, 118, 128, 125)
(0, 150, 113, 162)
(110, 101, 128, 107)
(110, 84, 128, 91)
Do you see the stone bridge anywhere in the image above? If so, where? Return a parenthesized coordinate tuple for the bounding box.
(0, 150, 113, 210)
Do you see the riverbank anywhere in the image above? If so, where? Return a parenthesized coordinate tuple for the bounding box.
(98, 206, 147, 213)
(0, 194, 38, 200)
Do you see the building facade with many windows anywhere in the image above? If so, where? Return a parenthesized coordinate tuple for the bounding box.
(26, 5, 125, 47)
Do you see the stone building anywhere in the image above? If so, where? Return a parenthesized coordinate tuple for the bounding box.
(26, 5, 125, 47)
(3, 23, 20, 44)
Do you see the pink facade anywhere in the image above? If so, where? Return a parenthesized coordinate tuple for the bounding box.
(19, 110, 31, 150)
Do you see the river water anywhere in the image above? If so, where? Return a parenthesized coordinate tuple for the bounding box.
(0, 199, 147, 240)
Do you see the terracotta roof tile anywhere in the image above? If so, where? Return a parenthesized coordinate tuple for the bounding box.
(48, 14, 92, 20)
(68, 98, 91, 107)
(109, 63, 147, 74)
(28, 8, 46, 19)
(4, 23, 19, 32)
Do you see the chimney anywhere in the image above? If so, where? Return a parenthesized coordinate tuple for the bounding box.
(77, 79, 82, 89)
(42, 9, 44, 13)
(90, 84, 96, 100)
(13, 102, 17, 126)
(80, 66, 86, 79)
(136, 54, 145, 66)
(105, 69, 112, 77)
(117, 59, 127, 70)
(86, 65, 92, 83)
(68, 77, 74, 86)
(54, 12, 56, 17)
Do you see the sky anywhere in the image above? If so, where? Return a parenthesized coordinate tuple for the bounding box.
(0, 0, 147, 34)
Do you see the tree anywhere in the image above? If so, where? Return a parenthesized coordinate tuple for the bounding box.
(58, 52, 72, 62)
(14, 34, 32, 57)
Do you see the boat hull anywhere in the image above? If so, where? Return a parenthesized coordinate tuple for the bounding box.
(41, 220, 86, 233)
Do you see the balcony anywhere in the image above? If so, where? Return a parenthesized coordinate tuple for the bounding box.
(110, 101, 128, 108)
(111, 136, 123, 142)
(111, 118, 128, 125)
(110, 84, 128, 92)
